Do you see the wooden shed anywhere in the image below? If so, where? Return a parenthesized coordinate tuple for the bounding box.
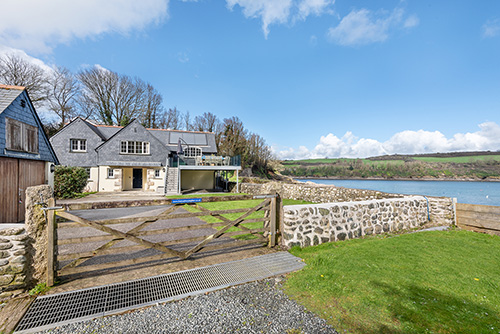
(0, 85, 59, 224)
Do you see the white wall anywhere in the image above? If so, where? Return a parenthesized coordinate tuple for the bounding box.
(98, 166, 122, 191)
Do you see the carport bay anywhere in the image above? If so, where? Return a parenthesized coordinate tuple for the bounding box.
(47, 194, 281, 288)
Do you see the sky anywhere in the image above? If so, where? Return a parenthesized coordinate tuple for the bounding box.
(1, 0, 500, 160)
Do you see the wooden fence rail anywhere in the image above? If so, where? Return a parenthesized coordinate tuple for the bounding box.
(456, 203, 500, 236)
(46, 194, 280, 285)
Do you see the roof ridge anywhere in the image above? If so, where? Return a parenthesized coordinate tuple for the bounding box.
(0, 84, 25, 90)
(148, 128, 214, 134)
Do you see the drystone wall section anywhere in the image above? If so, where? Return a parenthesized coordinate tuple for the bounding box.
(239, 181, 455, 226)
(282, 197, 428, 248)
(0, 227, 29, 300)
(238, 181, 404, 203)
(0, 185, 54, 301)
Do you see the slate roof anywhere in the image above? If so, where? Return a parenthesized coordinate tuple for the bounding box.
(83, 119, 217, 153)
(0, 85, 24, 114)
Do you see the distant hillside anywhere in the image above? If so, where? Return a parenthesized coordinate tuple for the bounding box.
(368, 151, 500, 161)
(281, 151, 500, 181)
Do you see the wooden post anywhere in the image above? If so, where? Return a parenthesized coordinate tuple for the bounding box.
(269, 195, 277, 247)
(46, 198, 56, 287)
(276, 194, 283, 246)
(452, 197, 457, 227)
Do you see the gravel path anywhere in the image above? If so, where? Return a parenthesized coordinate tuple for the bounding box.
(38, 277, 338, 334)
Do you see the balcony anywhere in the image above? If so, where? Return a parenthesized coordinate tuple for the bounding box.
(169, 155, 241, 168)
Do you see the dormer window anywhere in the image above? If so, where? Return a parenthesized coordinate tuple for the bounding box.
(71, 139, 87, 152)
(184, 146, 202, 157)
(120, 141, 150, 155)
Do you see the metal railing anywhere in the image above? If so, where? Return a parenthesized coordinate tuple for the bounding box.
(169, 155, 241, 167)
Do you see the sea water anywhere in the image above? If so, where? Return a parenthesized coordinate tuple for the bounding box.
(297, 179, 500, 206)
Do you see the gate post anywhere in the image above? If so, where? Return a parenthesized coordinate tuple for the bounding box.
(269, 193, 281, 247)
(46, 198, 56, 287)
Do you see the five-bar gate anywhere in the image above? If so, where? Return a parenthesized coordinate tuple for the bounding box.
(46, 194, 281, 286)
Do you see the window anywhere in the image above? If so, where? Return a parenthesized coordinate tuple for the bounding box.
(184, 146, 202, 157)
(70, 139, 86, 152)
(107, 168, 114, 178)
(5, 117, 38, 153)
(120, 141, 150, 154)
(154, 169, 161, 178)
(85, 168, 91, 179)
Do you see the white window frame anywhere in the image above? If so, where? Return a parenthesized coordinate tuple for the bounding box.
(70, 139, 87, 152)
(107, 168, 114, 178)
(120, 141, 150, 155)
(154, 169, 161, 178)
(85, 167, 91, 179)
(184, 146, 202, 157)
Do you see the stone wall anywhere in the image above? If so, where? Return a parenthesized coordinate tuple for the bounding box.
(282, 197, 429, 248)
(0, 227, 29, 300)
(0, 185, 53, 301)
(239, 181, 404, 203)
(239, 181, 455, 226)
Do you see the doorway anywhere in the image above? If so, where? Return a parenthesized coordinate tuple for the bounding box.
(132, 168, 143, 189)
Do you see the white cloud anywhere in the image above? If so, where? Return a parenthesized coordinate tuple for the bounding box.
(327, 7, 417, 46)
(0, 0, 168, 54)
(482, 19, 500, 38)
(276, 122, 500, 160)
(226, 0, 334, 38)
(297, 0, 334, 20)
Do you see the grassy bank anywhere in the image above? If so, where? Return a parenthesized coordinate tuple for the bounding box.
(285, 230, 500, 333)
(282, 155, 500, 180)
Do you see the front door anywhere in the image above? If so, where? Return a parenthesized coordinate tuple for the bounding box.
(133, 169, 142, 189)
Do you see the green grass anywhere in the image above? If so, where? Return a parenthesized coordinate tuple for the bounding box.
(183, 197, 314, 240)
(285, 230, 500, 334)
(413, 155, 500, 163)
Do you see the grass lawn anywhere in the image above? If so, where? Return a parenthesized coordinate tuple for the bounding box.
(180, 195, 313, 240)
(285, 230, 500, 334)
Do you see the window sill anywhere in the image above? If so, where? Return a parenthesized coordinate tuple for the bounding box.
(119, 153, 151, 156)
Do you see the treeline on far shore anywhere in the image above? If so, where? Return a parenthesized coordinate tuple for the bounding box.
(280, 155, 500, 180)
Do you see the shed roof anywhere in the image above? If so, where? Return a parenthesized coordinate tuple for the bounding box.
(0, 85, 24, 114)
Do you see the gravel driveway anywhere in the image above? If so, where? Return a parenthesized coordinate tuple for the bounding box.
(37, 277, 338, 334)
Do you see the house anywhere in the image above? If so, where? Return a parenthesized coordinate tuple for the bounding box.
(0, 85, 59, 224)
(50, 117, 241, 194)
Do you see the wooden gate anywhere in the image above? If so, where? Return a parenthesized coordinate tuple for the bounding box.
(456, 203, 500, 236)
(46, 194, 281, 286)
(0, 157, 45, 223)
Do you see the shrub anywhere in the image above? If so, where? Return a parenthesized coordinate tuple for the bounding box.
(54, 166, 88, 199)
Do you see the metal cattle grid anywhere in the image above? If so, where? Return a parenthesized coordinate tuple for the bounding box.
(15, 252, 305, 333)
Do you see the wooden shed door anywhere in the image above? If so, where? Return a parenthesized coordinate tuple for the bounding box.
(0, 157, 19, 223)
(18, 159, 46, 221)
(0, 158, 45, 223)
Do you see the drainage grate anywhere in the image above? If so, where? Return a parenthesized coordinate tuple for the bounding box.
(15, 252, 305, 333)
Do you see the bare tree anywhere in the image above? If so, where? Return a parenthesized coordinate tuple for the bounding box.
(158, 107, 182, 130)
(139, 82, 164, 128)
(193, 112, 220, 132)
(0, 53, 49, 106)
(78, 66, 145, 126)
(47, 66, 79, 126)
(183, 111, 193, 131)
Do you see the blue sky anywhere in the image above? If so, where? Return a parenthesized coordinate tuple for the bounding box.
(1, 0, 500, 159)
